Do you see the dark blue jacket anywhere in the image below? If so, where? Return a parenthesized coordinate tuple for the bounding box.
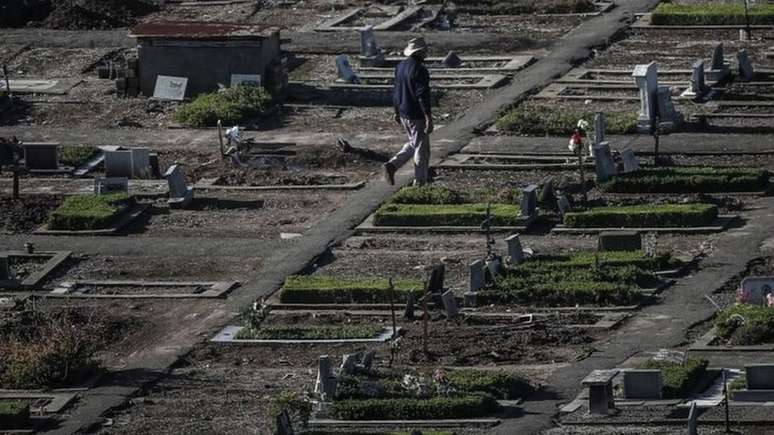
(393, 56, 431, 120)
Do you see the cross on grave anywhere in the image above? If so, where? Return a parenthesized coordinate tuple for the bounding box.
(163, 164, 194, 209)
(738, 49, 755, 81)
(335, 55, 360, 84)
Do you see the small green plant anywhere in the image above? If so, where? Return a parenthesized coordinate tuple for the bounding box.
(280, 276, 423, 304)
(495, 104, 638, 136)
(374, 203, 523, 227)
(715, 304, 774, 345)
(563, 203, 718, 228)
(447, 369, 532, 400)
(638, 358, 709, 398)
(652, 3, 774, 25)
(47, 193, 131, 230)
(175, 85, 272, 127)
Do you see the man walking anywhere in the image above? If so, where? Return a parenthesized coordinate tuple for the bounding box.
(384, 37, 433, 186)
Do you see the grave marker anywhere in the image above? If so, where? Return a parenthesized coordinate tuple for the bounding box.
(633, 62, 658, 133)
(230, 74, 262, 88)
(335, 55, 360, 84)
(442, 51, 463, 68)
(746, 364, 774, 390)
(93, 177, 129, 195)
(104, 150, 134, 178)
(441, 289, 459, 319)
(740, 277, 774, 305)
(521, 184, 538, 217)
(361, 350, 375, 370)
(687, 401, 698, 435)
(656, 86, 684, 132)
(359, 26, 385, 66)
(163, 164, 194, 208)
(592, 142, 616, 182)
(428, 264, 445, 293)
(315, 355, 337, 401)
(540, 178, 555, 205)
(469, 260, 485, 292)
(622, 370, 663, 399)
(684, 60, 707, 97)
(152, 75, 188, 101)
(598, 231, 641, 252)
(130, 147, 151, 179)
(621, 148, 640, 173)
(505, 234, 524, 264)
(557, 194, 572, 216)
(22, 143, 59, 170)
(594, 112, 605, 146)
(340, 353, 361, 375)
(0, 256, 9, 280)
(738, 49, 755, 81)
(582, 369, 618, 415)
(708, 43, 731, 82)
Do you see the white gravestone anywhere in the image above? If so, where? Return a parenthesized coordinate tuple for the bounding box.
(163, 164, 193, 208)
(633, 62, 658, 133)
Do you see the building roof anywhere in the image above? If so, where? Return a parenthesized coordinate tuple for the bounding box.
(129, 21, 277, 40)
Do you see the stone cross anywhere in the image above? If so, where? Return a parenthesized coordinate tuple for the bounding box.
(0, 256, 10, 281)
(442, 51, 463, 68)
(94, 176, 129, 195)
(163, 164, 193, 208)
(315, 355, 337, 401)
(738, 49, 755, 81)
(621, 148, 640, 173)
(592, 142, 617, 182)
(632, 62, 658, 133)
(505, 234, 524, 264)
(469, 259, 485, 292)
(594, 112, 605, 146)
(335, 55, 360, 84)
(441, 289, 459, 319)
(521, 184, 538, 217)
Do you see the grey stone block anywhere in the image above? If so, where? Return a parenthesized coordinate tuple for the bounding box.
(598, 231, 642, 252)
(746, 364, 774, 390)
(622, 370, 663, 399)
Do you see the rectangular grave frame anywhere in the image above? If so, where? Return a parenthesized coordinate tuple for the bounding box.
(0, 178, 168, 197)
(315, 6, 424, 32)
(48, 280, 239, 299)
(332, 73, 508, 90)
(0, 251, 72, 291)
(0, 392, 78, 415)
(34, 204, 150, 236)
(358, 55, 535, 74)
(535, 67, 697, 101)
(689, 328, 774, 353)
(211, 324, 401, 344)
(433, 153, 596, 171)
(193, 176, 365, 191)
(0, 78, 83, 95)
(354, 212, 536, 235)
(551, 214, 739, 235)
(633, 12, 774, 30)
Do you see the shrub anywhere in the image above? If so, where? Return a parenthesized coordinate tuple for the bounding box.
(47, 193, 131, 230)
(374, 203, 523, 226)
(391, 186, 462, 205)
(495, 104, 638, 136)
(236, 324, 383, 340)
(599, 167, 770, 193)
(651, 3, 774, 26)
(174, 85, 272, 127)
(331, 395, 499, 420)
(715, 304, 774, 345)
(280, 276, 423, 304)
(563, 203, 718, 228)
(447, 369, 532, 400)
(638, 358, 709, 398)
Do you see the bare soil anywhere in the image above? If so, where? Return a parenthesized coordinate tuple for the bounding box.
(0, 195, 62, 234)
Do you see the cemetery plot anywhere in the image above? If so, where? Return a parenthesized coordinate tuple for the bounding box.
(331, 73, 509, 91)
(0, 393, 78, 433)
(0, 250, 72, 291)
(34, 193, 150, 235)
(50, 280, 238, 299)
(598, 167, 772, 194)
(315, 5, 426, 32)
(357, 55, 534, 74)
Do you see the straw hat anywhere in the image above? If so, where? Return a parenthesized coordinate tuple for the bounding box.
(403, 37, 428, 57)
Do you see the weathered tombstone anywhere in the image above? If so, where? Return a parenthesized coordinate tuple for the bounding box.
(340, 353, 361, 375)
(361, 350, 376, 370)
(621, 148, 640, 173)
(505, 234, 524, 264)
(745, 364, 774, 390)
(22, 143, 59, 170)
(404, 292, 416, 320)
(130, 147, 151, 179)
(582, 369, 618, 415)
(594, 112, 605, 146)
(557, 194, 572, 216)
(359, 26, 385, 67)
(163, 164, 194, 208)
(632, 62, 658, 133)
(598, 231, 642, 252)
(539, 178, 555, 205)
(656, 86, 684, 132)
(738, 49, 755, 81)
(104, 150, 134, 178)
(441, 289, 458, 319)
(684, 59, 707, 97)
(276, 410, 295, 435)
(708, 43, 730, 82)
(469, 259, 485, 292)
(622, 370, 663, 399)
(93, 177, 129, 195)
(428, 264, 445, 293)
(315, 355, 337, 401)
(521, 184, 538, 217)
(152, 75, 188, 101)
(0, 256, 10, 280)
(335, 55, 360, 84)
(442, 51, 463, 68)
(740, 277, 774, 305)
(687, 401, 698, 435)
(592, 142, 617, 182)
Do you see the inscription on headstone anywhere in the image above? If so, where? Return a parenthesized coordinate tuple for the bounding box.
(153, 75, 188, 101)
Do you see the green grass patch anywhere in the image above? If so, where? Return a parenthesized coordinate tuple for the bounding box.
(715, 304, 774, 345)
(0, 400, 29, 415)
(236, 324, 383, 340)
(495, 104, 638, 136)
(330, 395, 498, 420)
(59, 146, 99, 168)
(563, 203, 718, 228)
(447, 369, 532, 400)
(518, 251, 679, 271)
(391, 186, 463, 205)
(47, 193, 131, 231)
(600, 167, 770, 193)
(638, 358, 709, 398)
(174, 85, 272, 127)
(279, 276, 423, 304)
(482, 279, 638, 307)
(651, 3, 774, 26)
(374, 203, 523, 227)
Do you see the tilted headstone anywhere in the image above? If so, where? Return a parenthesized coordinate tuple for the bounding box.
(505, 234, 524, 264)
(22, 143, 59, 170)
(428, 264, 445, 293)
(276, 410, 295, 435)
(740, 277, 774, 305)
(711, 43, 725, 70)
(594, 112, 606, 146)
(656, 86, 684, 132)
(0, 256, 10, 280)
(441, 289, 459, 319)
(340, 353, 361, 375)
(686, 59, 707, 96)
(622, 370, 663, 399)
(485, 256, 501, 284)
(315, 355, 337, 401)
(130, 147, 151, 179)
(361, 350, 376, 370)
(632, 62, 658, 133)
(557, 194, 572, 216)
(104, 150, 134, 178)
(404, 292, 416, 320)
(738, 49, 755, 81)
(163, 164, 194, 208)
(335, 55, 360, 84)
(469, 259, 485, 292)
(539, 178, 555, 205)
(598, 231, 641, 252)
(153, 75, 188, 101)
(359, 26, 385, 67)
(708, 43, 731, 82)
(687, 401, 698, 435)
(745, 364, 774, 389)
(442, 51, 463, 68)
(521, 184, 538, 217)
(621, 148, 640, 173)
(592, 142, 617, 182)
(93, 177, 129, 195)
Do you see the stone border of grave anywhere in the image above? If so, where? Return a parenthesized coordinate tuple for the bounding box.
(193, 177, 366, 191)
(433, 153, 596, 171)
(688, 328, 774, 353)
(550, 214, 739, 235)
(331, 74, 509, 90)
(354, 213, 537, 234)
(0, 78, 83, 95)
(0, 392, 78, 415)
(210, 325, 401, 344)
(633, 13, 774, 30)
(33, 204, 150, 236)
(307, 418, 502, 430)
(358, 55, 535, 74)
(315, 6, 424, 32)
(47, 280, 239, 299)
(0, 251, 72, 291)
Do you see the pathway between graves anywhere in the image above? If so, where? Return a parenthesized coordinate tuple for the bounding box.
(34, 0, 665, 433)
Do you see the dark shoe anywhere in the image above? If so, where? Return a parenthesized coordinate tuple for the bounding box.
(384, 162, 396, 185)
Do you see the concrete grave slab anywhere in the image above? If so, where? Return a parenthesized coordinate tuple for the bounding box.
(358, 55, 535, 74)
(331, 73, 508, 90)
(94, 177, 129, 194)
(315, 6, 424, 32)
(598, 231, 642, 252)
(0, 78, 82, 95)
(0, 392, 78, 414)
(211, 325, 400, 344)
(34, 204, 150, 236)
(0, 251, 71, 291)
(355, 213, 537, 234)
(0, 177, 168, 197)
(49, 280, 239, 299)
